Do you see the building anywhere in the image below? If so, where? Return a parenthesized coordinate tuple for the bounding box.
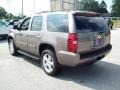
(50, 0, 79, 11)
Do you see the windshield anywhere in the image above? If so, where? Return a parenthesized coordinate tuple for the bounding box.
(74, 16, 108, 32)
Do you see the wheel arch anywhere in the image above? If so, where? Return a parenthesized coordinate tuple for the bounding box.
(39, 43, 56, 56)
(8, 36, 14, 42)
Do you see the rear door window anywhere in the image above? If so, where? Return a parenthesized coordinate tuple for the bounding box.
(31, 16, 43, 31)
(74, 16, 108, 32)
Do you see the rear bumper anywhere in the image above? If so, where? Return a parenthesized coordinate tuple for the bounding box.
(57, 44, 112, 67)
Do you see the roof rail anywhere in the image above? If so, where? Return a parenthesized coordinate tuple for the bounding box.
(35, 10, 100, 16)
(36, 10, 77, 14)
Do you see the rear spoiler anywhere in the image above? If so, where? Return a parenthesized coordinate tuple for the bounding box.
(73, 12, 101, 17)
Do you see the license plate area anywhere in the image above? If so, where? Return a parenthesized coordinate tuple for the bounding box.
(94, 39, 104, 47)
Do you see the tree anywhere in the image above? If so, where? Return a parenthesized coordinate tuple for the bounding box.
(78, 0, 109, 14)
(5, 13, 14, 19)
(0, 6, 26, 20)
(98, 0, 108, 14)
(112, 0, 120, 16)
(0, 7, 7, 19)
(79, 0, 100, 12)
(99, 0, 107, 9)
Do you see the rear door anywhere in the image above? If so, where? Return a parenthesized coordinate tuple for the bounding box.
(74, 15, 110, 53)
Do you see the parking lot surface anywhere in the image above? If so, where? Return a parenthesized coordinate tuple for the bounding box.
(0, 29, 120, 90)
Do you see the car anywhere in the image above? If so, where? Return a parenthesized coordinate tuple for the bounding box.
(8, 11, 112, 76)
(0, 21, 11, 39)
(13, 19, 24, 26)
(9, 19, 20, 26)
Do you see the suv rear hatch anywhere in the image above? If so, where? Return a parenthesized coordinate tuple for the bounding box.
(73, 13, 110, 53)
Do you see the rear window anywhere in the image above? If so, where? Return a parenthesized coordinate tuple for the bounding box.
(74, 16, 108, 32)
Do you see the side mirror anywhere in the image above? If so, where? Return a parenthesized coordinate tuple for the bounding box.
(13, 25, 19, 30)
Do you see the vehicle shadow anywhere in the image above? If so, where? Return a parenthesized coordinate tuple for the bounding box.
(18, 54, 120, 90)
(17, 54, 41, 68)
(56, 61, 120, 90)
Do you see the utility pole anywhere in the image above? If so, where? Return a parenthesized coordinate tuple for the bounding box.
(7, 0, 11, 19)
(34, 0, 35, 14)
(22, 0, 24, 18)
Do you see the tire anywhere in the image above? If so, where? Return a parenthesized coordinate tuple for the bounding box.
(8, 39, 18, 56)
(41, 49, 60, 76)
(111, 26, 113, 30)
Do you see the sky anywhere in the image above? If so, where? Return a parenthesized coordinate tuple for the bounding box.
(0, 0, 113, 16)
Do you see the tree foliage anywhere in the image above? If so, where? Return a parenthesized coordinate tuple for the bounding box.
(99, 0, 107, 9)
(0, 6, 25, 20)
(0, 7, 7, 19)
(112, 0, 120, 16)
(99, 0, 108, 14)
(79, 0, 99, 12)
(79, 0, 108, 14)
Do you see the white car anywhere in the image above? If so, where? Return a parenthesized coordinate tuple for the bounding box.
(0, 21, 12, 39)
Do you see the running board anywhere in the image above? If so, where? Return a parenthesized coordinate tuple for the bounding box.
(17, 50, 40, 60)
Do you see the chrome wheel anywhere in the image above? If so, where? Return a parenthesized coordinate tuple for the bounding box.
(9, 40, 14, 54)
(41, 49, 60, 76)
(42, 54, 54, 73)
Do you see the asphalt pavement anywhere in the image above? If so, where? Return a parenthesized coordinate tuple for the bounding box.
(0, 29, 120, 90)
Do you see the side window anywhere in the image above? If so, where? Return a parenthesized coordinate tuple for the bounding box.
(20, 18, 30, 30)
(31, 16, 43, 31)
(47, 14, 68, 33)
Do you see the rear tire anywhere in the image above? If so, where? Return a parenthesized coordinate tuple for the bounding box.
(8, 39, 18, 56)
(41, 49, 60, 76)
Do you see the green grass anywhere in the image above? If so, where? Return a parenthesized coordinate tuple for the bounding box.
(113, 20, 120, 28)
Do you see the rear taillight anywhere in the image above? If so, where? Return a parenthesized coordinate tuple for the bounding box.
(68, 33, 78, 53)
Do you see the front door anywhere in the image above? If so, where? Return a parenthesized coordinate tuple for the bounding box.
(15, 18, 31, 51)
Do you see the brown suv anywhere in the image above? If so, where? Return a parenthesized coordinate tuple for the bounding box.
(8, 11, 112, 76)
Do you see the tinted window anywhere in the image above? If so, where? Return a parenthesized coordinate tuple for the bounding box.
(47, 14, 68, 33)
(74, 16, 108, 32)
(31, 16, 43, 31)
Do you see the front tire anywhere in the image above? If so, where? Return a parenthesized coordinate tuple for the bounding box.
(41, 49, 60, 76)
(8, 39, 18, 56)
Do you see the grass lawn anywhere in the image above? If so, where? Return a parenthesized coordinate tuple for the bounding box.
(113, 20, 120, 28)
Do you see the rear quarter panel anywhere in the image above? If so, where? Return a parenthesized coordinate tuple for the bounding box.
(41, 32, 68, 53)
